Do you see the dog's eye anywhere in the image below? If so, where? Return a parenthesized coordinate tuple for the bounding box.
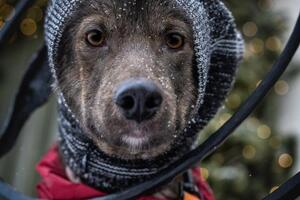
(86, 29, 106, 47)
(165, 33, 184, 49)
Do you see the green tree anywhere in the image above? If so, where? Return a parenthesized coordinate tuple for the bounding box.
(200, 0, 297, 199)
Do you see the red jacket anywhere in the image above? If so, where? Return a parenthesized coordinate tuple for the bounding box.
(36, 145, 215, 200)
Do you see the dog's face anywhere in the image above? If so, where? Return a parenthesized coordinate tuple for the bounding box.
(57, 0, 197, 159)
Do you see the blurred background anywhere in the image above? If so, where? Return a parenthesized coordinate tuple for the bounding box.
(0, 0, 299, 199)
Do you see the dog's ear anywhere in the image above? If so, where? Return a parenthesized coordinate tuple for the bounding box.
(196, 0, 244, 126)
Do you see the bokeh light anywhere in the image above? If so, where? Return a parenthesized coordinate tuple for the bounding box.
(249, 38, 264, 55)
(226, 93, 242, 109)
(242, 145, 256, 159)
(278, 153, 293, 168)
(257, 124, 272, 139)
(20, 18, 37, 36)
(270, 186, 279, 193)
(274, 80, 289, 96)
(243, 21, 258, 37)
(266, 36, 282, 52)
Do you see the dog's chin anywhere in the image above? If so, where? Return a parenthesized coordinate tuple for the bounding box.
(120, 128, 172, 154)
(121, 134, 150, 149)
(93, 128, 174, 160)
(120, 135, 173, 160)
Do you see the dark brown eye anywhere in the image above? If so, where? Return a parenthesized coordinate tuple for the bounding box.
(86, 29, 106, 47)
(165, 33, 184, 49)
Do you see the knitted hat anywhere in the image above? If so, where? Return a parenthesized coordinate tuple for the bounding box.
(45, 0, 244, 192)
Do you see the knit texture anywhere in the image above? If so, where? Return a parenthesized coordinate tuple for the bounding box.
(45, 0, 244, 192)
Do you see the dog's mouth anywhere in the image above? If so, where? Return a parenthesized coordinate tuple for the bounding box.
(90, 110, 177, 158)
(120, 125, 151, 147)
(122, 134, 149, 147)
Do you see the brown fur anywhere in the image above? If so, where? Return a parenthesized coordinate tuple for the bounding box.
(56, 0, 197, 160)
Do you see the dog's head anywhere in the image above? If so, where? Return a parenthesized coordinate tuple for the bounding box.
(46, 0, 243, 160)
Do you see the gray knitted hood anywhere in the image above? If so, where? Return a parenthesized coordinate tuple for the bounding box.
(45, 0, 244, 192)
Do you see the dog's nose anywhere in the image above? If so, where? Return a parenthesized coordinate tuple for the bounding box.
(115, 79, 163, 123)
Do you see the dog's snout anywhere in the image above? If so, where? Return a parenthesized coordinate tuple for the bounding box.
(115, 79, 163, 123)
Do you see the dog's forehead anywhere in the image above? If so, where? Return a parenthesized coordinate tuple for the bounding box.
(83, 0, 191, 28)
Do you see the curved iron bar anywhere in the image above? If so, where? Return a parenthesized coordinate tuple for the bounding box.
(263, 172, 300, 200)
(0, 181, 33, 200)
(0, 46, 51, 158)
(0, 0, 34, 46)
(0, 7, 299, 200)
(94, 12, 300, 200)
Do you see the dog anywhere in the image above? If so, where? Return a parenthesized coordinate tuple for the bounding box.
(41, 0, 244, 199)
